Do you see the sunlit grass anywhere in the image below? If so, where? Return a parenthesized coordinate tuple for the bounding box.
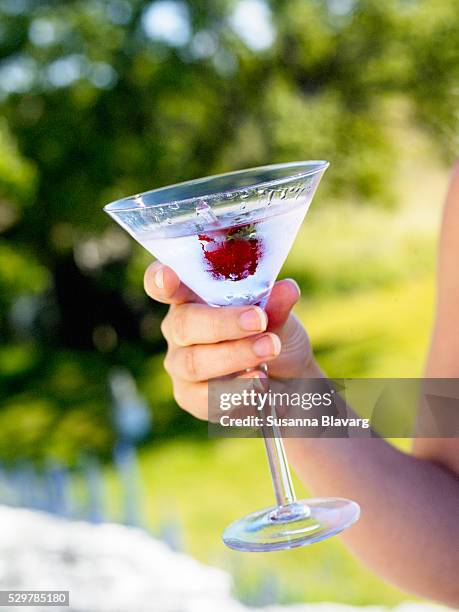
(122, 437, 409, 606)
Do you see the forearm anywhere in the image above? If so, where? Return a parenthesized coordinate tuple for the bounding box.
(285, 363, 459, 606)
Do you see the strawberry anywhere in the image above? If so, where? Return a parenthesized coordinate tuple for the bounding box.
(198, 223, 262, 281)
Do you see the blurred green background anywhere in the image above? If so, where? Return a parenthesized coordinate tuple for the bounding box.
(0, 0, 458, 606)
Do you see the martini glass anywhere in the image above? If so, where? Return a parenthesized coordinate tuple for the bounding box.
(104, 161, 360, 551)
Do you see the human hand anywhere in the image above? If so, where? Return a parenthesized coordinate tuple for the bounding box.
(144, 262, 314, 419)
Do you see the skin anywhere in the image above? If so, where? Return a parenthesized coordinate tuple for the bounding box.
(144, 164, 459, 607)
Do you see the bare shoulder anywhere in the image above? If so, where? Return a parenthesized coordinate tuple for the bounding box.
(427, 160, 459, 361)
(418, 162, 459, 477)
(439, 160, 459, 239)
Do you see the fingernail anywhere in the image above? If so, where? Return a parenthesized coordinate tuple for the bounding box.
(286, 278, 301, 297)
(253, 334, 281, 358)
(252, 371, 268, 379)
(239, 307, 267, 331)
(155, 267, 164, 289)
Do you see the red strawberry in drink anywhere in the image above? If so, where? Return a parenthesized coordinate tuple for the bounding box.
(198, 223, 262, 281)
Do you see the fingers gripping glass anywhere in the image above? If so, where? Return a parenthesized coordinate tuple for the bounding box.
(104, 161, 360, 552)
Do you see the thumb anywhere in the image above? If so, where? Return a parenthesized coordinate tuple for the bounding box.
(265, 279, 301, 330)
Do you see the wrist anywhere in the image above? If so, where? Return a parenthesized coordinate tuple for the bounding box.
(283, 357, 328, 461)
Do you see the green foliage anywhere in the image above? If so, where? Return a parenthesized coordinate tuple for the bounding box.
(0, 119, 36, 205)
(0, 0, 456, 468)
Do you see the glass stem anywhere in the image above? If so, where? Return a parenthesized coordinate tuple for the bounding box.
(262, 415, 296, 507)
(257, 363, 296, 507)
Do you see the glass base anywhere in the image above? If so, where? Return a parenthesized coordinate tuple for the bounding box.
(222, 497, 360, 552)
